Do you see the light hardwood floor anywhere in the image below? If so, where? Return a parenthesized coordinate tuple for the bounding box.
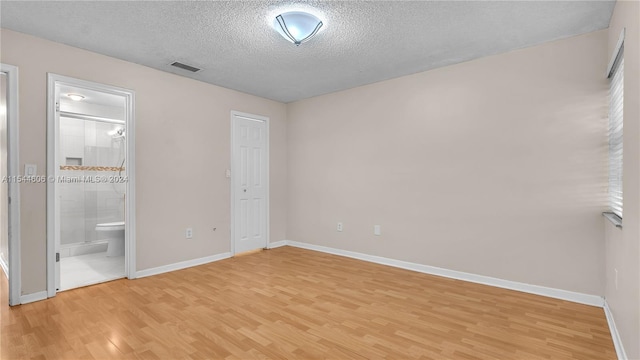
(1, 246, 616, 359)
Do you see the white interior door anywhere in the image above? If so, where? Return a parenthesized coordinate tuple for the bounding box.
(232, 112, 268, 254)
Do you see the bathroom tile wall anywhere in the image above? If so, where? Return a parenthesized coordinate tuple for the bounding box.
(60, 118, 86, 246)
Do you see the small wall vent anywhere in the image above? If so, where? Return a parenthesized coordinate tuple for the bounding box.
(170, 62, 201, 73)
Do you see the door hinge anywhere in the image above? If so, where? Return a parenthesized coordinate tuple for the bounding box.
(56, 252, 60, 262)
(55, 102, 60, 112)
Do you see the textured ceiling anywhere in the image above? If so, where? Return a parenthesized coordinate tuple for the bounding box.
(0, 1, 615, 103)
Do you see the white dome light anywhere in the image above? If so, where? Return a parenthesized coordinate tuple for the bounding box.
(66, 93, 85, 101)
(274, 11, 323, 46)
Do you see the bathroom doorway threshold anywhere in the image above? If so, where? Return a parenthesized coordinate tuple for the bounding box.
(59, 252, 125, 291)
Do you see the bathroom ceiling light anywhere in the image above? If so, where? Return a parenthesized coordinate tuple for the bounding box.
(66, 93, 85, 101)
(274, 11, 323, 46)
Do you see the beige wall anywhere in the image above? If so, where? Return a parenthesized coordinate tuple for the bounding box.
(287, 30, 609, 296)
(0, 29, 288, 294)
(604, 1, 640, 358)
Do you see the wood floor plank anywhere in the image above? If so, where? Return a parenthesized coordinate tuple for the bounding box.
(1, 246, 616, 359)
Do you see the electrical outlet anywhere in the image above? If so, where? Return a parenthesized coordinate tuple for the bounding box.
(186, 228, 193, 239)
(337, 222, 343, 232)
(374, 225, 381, 236)
(615, 268, 618, 290)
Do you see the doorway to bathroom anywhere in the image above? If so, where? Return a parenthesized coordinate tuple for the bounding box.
(47, 75, 135, 295)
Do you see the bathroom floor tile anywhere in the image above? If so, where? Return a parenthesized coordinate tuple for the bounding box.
(60, 252, 125, 291)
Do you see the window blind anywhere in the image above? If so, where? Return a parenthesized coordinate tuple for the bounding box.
(608, 56, 624, 218)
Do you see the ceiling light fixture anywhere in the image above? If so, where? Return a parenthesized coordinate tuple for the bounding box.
(66, 93, 85, 101)
(274, 11, 323, 46)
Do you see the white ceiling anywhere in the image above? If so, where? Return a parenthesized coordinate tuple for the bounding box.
(0, 1, 615, 103)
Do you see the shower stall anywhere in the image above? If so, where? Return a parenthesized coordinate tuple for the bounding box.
(59, 117, 126, 256)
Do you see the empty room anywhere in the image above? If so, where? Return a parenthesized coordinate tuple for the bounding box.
(0, 1, 638, 359)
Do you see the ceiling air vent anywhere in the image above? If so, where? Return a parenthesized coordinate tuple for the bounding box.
(170, 61, 201, 73)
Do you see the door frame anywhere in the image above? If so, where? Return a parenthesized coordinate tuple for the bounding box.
(1, 63, 21, 306)
(46, 74, 136, 297)
(230, 111, 269, 256)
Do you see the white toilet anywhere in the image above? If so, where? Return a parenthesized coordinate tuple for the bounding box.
(95, 221, 125, 257)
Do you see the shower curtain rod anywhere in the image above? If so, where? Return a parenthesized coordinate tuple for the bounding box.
(59, 110, 125, 125)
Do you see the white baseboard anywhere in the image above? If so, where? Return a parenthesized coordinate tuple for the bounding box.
(268, 240, 288, 249)
(283, 240, 604, 307)
(20, 290, 48, 305)
(135, 252, 231, 279)
(134, 240, 294, 279)
(0, 256, 8, 279)
(604, 300, 628, 360)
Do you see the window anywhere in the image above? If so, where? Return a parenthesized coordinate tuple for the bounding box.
(608, 50, 624, 218)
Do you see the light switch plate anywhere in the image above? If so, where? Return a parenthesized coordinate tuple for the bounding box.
(24, 164, 37, 176)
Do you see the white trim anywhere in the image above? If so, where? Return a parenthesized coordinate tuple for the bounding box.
(607, 28, 625, 78)
(46, 74, 136, 297)
(125, 86, 136, 279)
(20, 291, 48, 305)
(230, 111, 270, 256)
(1, 63, 21, 306)
(135, 252, 232, 279)
(46, 74, 56, 297)
(267, 240, 288, 249)
(283, 241, 604, 307)
(604, 300, 628, 360)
